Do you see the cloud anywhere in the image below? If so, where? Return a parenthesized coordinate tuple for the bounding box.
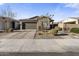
(64, 3, 79, 9)
(64, 3, 79, 14)
(0, 3, 4, 5)
(54, 3, 79, 22)
(53, 6, 68, 22)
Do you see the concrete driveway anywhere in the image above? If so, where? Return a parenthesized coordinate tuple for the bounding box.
(0, 29, 36, 39)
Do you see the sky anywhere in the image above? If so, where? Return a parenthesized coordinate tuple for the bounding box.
(0, 3, 79, 22)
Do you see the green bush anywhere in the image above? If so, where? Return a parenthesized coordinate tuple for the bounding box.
(70, 28, 79, 33)
(38, 31, 44, 35)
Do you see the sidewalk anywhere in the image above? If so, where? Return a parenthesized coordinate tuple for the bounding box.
(0, 39, 79, 53)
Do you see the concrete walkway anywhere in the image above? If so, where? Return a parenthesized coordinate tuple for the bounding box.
(57, 31, 79, 39)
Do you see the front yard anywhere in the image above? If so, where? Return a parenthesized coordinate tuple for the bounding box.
(35, 31, 62, 39)
(34, 30, 79, 39)
(0, 28, 79, 39)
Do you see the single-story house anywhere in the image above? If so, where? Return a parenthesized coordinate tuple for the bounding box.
(0, 16, 19, 31)
(58, 17, 79, 31)
(19, 16, 54, 31)
(0, 16, 54, 32)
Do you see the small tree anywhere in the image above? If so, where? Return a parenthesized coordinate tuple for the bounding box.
(44, 13, 54, 29)
(45, 12, 54, 18)
(0, 6, 16, 18)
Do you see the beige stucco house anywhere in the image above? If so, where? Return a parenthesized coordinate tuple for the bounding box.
(0, 16, 54, 32)
(19, 16, 54, 31)
(58, 17, 79, 31)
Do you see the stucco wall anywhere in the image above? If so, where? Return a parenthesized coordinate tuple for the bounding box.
(64, 24, 79, 29)
(37, 17, 51, 31)
(58, 23, 79, 30)
(58, 22, 64, 29)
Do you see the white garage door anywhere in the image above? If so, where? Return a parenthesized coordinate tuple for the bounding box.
(0, 22, 5, 30)
(25, 23, 37, 29)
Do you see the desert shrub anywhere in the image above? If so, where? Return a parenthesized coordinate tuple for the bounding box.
(9, 28, 13, 32)
(70, 28, 79, 33)
(55, 26, 62, 31)
(5, 28, 13, 32)
(52, 29, 58, 35)
(38, 31, 44, 35)
(58, 27, 62, 31)
(48, 29, 58, 35)
(47, 29, 52, 34)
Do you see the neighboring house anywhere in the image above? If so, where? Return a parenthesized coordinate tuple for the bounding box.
(0, 16, 19, 31)
(58, 17, 79, 31)
(19, 16, 54, 31)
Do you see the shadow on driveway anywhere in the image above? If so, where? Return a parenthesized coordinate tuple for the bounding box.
(55, 34, 68, 36)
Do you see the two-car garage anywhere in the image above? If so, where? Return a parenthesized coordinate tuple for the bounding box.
(20, 16, 38, 30)
(25, 22, 37, 29)
(20, 20, 37, 29)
